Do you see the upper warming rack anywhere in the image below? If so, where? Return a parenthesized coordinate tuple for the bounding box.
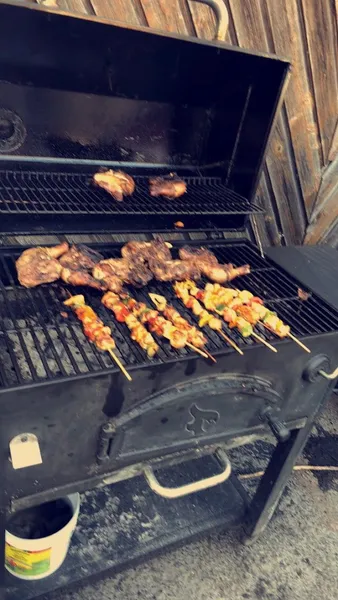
(0, 170, 263, 235)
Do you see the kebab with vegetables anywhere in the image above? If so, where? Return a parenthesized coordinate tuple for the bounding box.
(200, 283, 310, 352)
(63, 294, 131, 380)
(173, 282, 243, 355)
(102, 292, 159, 358)
(111, 292, 209, 359)
(148, 294, 207, 349)
(175, 281, 277, 352)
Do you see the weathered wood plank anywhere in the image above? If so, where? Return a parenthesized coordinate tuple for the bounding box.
(329, 120, 338, 163)
(304, 156, 338, 244)
(225, 0, 306, 244)
(264, 0, 322, 218)
(90, 0, 145, 26)
(139, 0, 193, 34)
(36, 0, 91, 11)
(300, 0, 338, 164)
(265, 116, 307, 245)
(254, 170, 282, 247)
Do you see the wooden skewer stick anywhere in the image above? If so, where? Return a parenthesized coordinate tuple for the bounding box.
(218, 330, 244, 355)
(287, 332, 311, 353)
(186, 342, 211, 360)
(261, 322, 311, 354)
(108, 349, 132, 381)
(251, 331, 277, 352)
(186, 343, 217, 363)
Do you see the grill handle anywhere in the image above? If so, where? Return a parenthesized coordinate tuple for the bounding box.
(319, 367, 338, 380)
(143, 449, 231, 499)
(191, 0, 229, 40)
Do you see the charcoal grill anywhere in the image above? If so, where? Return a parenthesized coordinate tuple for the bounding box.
(2, 2, 338, 599)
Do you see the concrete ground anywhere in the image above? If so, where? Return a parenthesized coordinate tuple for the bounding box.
(58, 394, 338, 600)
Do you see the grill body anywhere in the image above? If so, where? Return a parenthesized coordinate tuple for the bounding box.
(1, 3, 337, 598)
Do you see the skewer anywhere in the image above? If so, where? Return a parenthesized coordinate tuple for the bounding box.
(108, 349, 132, 381)
(186, 342, 216, 362)
(287, 332, 311, 353)
(218, 330, 244, 355)
(260, 322, 311, 353)
(251, 331, 277, 352)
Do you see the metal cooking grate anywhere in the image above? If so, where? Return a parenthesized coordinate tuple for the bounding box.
(0, 241, 337, 392)
(0, 171, 262, 216)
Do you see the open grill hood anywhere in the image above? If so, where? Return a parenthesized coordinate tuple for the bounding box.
(0, 1, 290, 204)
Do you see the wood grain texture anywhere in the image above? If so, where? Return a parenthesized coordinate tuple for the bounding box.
(90, 0, 145, 26)
(187, 0, 218, 40)
(264, 0, 322, 218)
(304, 156, 338, 244)
(300, 0, 338, 164)
(139, 0, 193, 34)
(329, 120, 338, 163)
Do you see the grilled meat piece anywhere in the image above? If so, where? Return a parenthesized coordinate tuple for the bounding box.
(93, 169, 135, 201)
(149, 259, 200, 282)
(60, 268, 108, 291)
(16, 242, 69, 288)
(121, 239, 172, 264)
(179, 246, 218, 266)
(59, 245, 103, 271)
(201, 264, 251, 283)
(179, 245, 250, 283)
(149, 177, 187, 199)
(93, 259, 152, 288)
(94, 259, 131, 281)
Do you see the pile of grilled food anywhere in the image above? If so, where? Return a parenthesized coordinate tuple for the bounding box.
(14, 239, 309, 381)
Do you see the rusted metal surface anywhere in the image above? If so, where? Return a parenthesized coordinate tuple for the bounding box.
(25, 0, 338, 248)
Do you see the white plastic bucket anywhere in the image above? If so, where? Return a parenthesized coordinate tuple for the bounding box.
(5, 493, 80, 580)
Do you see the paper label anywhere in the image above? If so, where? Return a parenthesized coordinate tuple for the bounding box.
(5, 543, 51, 576)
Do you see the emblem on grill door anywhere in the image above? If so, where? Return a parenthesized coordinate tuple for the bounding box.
(186, 403, 220, 435)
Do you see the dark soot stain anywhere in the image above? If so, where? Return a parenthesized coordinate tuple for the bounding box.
(303, 424, 338, 492)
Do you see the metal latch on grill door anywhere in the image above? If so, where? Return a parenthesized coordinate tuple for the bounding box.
(143, 449, 231, 499)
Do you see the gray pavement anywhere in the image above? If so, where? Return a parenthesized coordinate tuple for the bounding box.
(58, 394, 338, 600)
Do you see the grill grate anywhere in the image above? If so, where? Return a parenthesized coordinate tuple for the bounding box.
(0, 241, 337, 392)
(0, 171, 262, 216)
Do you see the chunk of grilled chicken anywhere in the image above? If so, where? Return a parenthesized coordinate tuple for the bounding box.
(93, 169, 135, 201)
(93, 259, 152, 288)
(178, 246, 218, 266)
(121, 239, 172, 264)
(149, 259, 200, 282)
(16, 242, 69, 288)
(60, 268, 108, 291)
(178, 245, 250, 283)
(149, 177, 187, 199)
(59, 245, 103, 271)
(201, 264, 251, 283)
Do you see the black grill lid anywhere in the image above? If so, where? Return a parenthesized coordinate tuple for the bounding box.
(0, 1, 290, 204)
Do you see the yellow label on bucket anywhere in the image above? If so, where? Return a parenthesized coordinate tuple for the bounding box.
(5, 543, 51, 576)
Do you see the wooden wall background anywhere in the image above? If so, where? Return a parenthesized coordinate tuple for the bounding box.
(33, 0, 338, 247)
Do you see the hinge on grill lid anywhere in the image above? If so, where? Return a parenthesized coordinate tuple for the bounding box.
(96, 422, 116, 464)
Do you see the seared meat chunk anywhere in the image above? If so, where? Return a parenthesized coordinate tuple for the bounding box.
(93, 169, 135, 201)
(93, 259, 152, 288)
(121, 239, 172, 264)
(149, 259, 200, 282)
(178, 246, 218, 266)
(149, 177, 186, 199)
(60, 268, 108, 291)
(16, 242, 69, 288)
(59, 245, 103, 270)
(201, 264, 250, 283)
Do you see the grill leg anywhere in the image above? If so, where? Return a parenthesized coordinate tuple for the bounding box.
(244, 422, 313, 542)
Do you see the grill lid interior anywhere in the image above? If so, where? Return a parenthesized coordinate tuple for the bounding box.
(0, 2, 289, 207)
